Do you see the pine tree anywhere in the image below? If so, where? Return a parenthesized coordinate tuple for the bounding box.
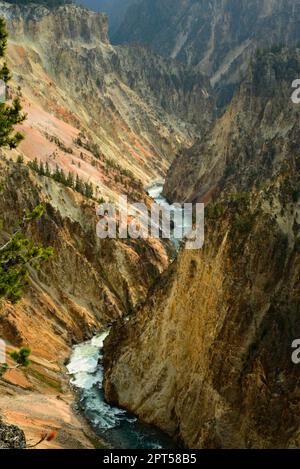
(53, 164, 61, 182)
(0, 18, 25, 148)
(16, 154, 24, 164)
(0, 62, 11, 83)
(0, 347, 31, 378)
(0, 18, 7, 58)
(59, 168, 67, 185)
(84, 181, 93, 199)
(28, 157, 39, 172)
(45, 161, 51, 177)
(9, 347, 31, 367)
(0, 20, 53, 378)
(0, 205, 54, 304)
(75, 174, 83, 194)
(66, 171, 74, 188)
(39, 161, 45, 176)
(0, 30, 54, 296)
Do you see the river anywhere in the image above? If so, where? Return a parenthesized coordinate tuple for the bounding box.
(67, 183, 181, 449)
(67, 332, 175, 449)
(147, 182, 192, 247)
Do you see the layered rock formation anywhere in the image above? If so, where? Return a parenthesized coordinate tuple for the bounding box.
(1, 1, 213, 187)
(0, 156, 168, 357)
(2, 0, 300, 451)
(0, 1, 206, 448)
(163, 47, 300, 203)
(0, 153, 168, 448)
(115, 0, 300, 107)
(104, 49, 300, 448)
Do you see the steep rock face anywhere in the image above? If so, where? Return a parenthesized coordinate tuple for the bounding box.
(115, 0, 300, 107)
(104, 177, 300, 448)
(1, 2, 213, 185)
(3, 2, 109, 44)
(0, 156, 167, 360)
(0, 155, 167, 448)
(0, 2, 183, 448)
(103, 50, 300, 448)
(163, 48, 300, 203)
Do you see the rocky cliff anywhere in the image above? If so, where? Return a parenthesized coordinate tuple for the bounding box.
(5, 1, 109, 44)
(103, 49, 300, 448)
(0, 152, 168, 448)
(115, 0, 300, 108)
(1, 1, 213, 187)
(0, 156, 168, 357)
(0, 1, 201, 447)
(163, 47, 300, 203)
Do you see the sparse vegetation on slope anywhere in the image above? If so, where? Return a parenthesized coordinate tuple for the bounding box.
(0, 20, 52, 388)
(0, 17, 25, 148)
(27, 157, 95, 200)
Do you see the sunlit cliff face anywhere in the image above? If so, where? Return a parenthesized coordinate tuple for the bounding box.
(103, 49, 300, 449)
(2, 1, 213, 195)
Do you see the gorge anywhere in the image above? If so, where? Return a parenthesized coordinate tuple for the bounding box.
(104, 47, 300, 449)
(0, 0, 299, 451)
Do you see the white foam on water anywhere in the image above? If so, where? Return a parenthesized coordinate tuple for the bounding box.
(67, 331, 109, 386)
(147, 183, 193, 244)
(66, 196, 176, 448)
(67, 330, 128, 430)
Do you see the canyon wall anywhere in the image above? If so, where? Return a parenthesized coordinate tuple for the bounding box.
(0, 156, 168, 359)
(163, 47, 300, 203)
(77, 0, 140, 34)
(104, 49, 300, 448)
(1, 1, 213, 187)
(0, 153, 168, 448)
(0, 1, 204, 447)
(115, 0, 300, 108)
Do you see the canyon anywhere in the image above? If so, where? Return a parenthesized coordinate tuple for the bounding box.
(2, 1, 213, 188)
(0, 0, 208, 448)
(115, 0, 300, 108)
(0, 154, 170, 448)
(0, 0, 299, 451)
(104, 48, 300, 448)
(163, 46, 300, 203)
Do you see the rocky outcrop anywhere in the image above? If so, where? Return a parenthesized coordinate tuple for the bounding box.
(163, 48, 300, 203)
(0, 155, 168, 359)
(2, 2, 109, 44)
(1, 1, 213, 186)
(115, 0, 300, 108)
(0, 2, 192, 448)
(0, 154, 167, 448)
(103, 49, 300, 448)
(104, 176, 300, 448)
(0, 420, 26, 449)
